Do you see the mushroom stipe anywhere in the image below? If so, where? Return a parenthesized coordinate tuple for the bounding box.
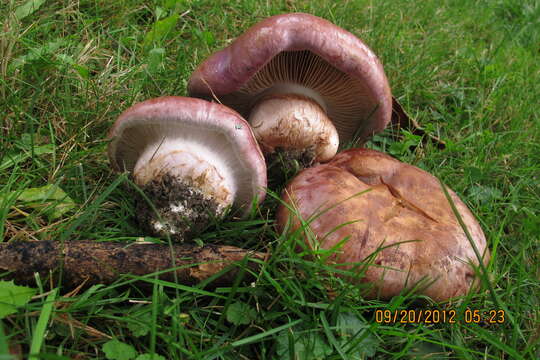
(0, 241, 264, 289)
(134, 173, 221, 241)
(188, 13, 393, 164)
(107, 96, 267, 242)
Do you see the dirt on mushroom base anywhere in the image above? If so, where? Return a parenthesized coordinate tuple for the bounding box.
(266, 146, 318, 186)
(134, 173, 222, 242)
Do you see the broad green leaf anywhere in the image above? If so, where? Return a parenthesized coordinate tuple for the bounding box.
(468, 185, 503, 204)
(103, 340, 137, 360)
(0, 144, 54, 171)
(1, 184, 76, 220)
(143, 14, 179, 49)
(16, 184, 67, 202)
(464, 166, 483, 182)
(56, 54, 91, 79)
(14, 0, 47, 20)
(155, 6, 167, 20)
(226, 302, 256, 325)
(73, 64, 90, 79)
(146, 48, 165, 73)
(275, 328, 332, 360)
(10, 39, 66, 70)
(336, 312, 378, 358)
(200, 30, 215, 46)
(0, 281, 37, 319)
(127, 312, 152, 337)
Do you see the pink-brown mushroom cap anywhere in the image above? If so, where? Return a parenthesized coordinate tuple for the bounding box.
(108, 96, 267, 211)
(277, 148, 490, 302)
(188, 13, 392, 144)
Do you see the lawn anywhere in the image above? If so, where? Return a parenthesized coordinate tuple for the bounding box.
(1, 0, 539, 359)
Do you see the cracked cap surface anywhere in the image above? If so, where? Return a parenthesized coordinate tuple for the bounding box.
(277, 148, 489, 302)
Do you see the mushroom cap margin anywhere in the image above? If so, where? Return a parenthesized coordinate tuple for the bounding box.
(107, 96, 267, 211)
(188, 12, 393, 142)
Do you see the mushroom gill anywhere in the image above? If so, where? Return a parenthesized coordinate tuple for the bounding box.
(220, 50, 376, 143)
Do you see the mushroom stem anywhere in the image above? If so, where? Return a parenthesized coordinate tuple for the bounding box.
(132, 139, 237, 240)
(248, 89, 339, 165)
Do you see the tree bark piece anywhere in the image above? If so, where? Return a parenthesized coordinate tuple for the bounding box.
(0, 241, 264, 288)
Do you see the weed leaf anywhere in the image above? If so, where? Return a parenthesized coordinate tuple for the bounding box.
(276, 328, 332, 360)
(147, 48, 165, 73)
(103, 340, 137, 360)
(143, 14, 179, 49)
(0, 144, 54, 171)
(0, 281, 36, 319)
(468, 185, 503, 204)
(226, 302, 256, 325)
(127, 312, 152, 337)
(2, 184, 76, 220)
(14, 0, 47, 21)
(10, 39, 66, 70)
(336, 312, 378, 358)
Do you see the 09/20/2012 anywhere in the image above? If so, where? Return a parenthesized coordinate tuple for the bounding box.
(375, 309, 505, 324)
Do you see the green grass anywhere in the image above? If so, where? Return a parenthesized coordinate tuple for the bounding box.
(1, 0, 539, 359)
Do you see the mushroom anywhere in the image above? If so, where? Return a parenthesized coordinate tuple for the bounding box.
(108, 96, 267, 241)
(188, 13, 392, 166)
(276, 148, 490, 302)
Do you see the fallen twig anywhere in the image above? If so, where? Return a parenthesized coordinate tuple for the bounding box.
(0, 240, 265, 288)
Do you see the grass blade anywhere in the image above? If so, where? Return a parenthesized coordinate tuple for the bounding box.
(232, 319, 302, 347)
(29, 288, 57, 360)
(439, 179, 520, 336)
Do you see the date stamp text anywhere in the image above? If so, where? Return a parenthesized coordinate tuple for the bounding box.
(374, 309, 505, 324)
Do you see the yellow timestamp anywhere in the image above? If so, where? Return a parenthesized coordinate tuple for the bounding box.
(463, 309, 505, 324)
(375, 309, 506, 324)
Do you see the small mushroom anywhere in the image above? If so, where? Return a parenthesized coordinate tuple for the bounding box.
(108, 96, 267, 241)
(188, 13, 392, 166)
(277, 148, 490, 302)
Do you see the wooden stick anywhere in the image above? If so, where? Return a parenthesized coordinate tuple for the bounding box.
(0, 240, 265, 288)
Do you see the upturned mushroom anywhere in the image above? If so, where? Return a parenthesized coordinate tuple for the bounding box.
(108, 96, 267, 241)
(277, 148, 490, 302)
(188, 13, 392, 166)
